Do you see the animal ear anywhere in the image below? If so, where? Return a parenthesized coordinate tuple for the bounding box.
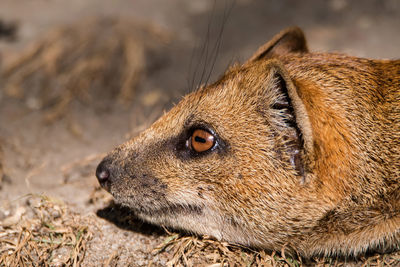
(246, 27, 308, 63)
(264, 60, 314, 183)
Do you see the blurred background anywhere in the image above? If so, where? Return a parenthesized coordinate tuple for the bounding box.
(0, 0, 398, 265)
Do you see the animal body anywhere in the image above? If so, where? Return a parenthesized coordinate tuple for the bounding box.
(96, 27, 400, 257)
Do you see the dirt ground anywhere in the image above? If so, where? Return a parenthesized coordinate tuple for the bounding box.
(0, 0, 399, 266)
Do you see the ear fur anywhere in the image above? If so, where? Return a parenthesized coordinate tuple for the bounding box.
(247, 27, 308, 63)
(264, 60, 314, 183)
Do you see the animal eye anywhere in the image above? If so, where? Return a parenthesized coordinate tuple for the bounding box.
(189, 129, 215, 153)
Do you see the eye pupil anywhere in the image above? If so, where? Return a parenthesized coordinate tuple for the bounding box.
(190, 129, 215, 153)
(194, 136, 206, 143)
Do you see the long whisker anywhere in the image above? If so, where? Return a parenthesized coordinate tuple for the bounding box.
(197, 0, 217, 90)
(204, 0, 235, 87)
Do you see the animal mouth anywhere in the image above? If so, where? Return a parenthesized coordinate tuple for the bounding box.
(121, 197, 204, 217)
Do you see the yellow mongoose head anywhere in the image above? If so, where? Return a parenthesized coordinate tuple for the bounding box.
(96, 27, 400, 257)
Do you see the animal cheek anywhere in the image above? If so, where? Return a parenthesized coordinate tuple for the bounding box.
(137, 174, 168, 190)
(132, 174, 168, 200)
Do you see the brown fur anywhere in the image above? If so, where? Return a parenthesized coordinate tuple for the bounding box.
(96, 27, 400, 257)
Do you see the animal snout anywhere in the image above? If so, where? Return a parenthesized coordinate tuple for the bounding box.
(96, 159, 113, 190)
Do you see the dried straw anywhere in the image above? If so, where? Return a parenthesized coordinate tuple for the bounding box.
(0, 194, 92, 266)
(1, 17, 169, 122)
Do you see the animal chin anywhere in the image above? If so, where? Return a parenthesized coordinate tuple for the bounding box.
(140, 203, 203, 218)
(117, 196, 204, 218)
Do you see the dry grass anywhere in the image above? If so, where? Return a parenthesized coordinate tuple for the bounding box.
(152, 233, 273, 266)
(151, 233, 400, 267)
(0, 17, 169, 123)
(0, 194, 92, 266)
(1, 194, 399, 266)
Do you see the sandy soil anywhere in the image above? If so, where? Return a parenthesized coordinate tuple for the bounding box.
(0, 0, 399, 266)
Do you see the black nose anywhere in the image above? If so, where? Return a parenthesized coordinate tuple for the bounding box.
(96, 160, 111, 185)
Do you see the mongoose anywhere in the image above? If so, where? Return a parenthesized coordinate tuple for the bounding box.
(96, 27, 400, 257)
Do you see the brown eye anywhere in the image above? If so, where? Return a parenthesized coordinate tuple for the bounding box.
(190, 129, 215, 153)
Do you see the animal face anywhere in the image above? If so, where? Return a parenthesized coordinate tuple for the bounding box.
(96, 58, 327, 249)
(96, 27, 400, 256)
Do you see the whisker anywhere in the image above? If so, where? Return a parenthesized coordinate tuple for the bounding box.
(197, 0, 216, 90)
(204, 0, 235, 87)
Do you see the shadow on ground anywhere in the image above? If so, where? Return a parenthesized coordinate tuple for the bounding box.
(96, 202, 166, 237)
